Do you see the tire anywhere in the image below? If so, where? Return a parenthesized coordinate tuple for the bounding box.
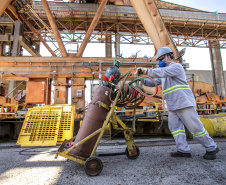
(84, 156, 103, 176)
(125, 145, 140, 159)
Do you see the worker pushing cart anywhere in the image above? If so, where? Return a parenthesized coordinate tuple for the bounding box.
(55, 56, 158, 176)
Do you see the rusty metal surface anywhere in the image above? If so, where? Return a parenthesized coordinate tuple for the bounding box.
(26, 80, 46, 104)
(0, 0, 11, 17)
(70, 86, 112, 158)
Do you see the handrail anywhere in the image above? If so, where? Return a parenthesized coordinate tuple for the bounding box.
(5, 81, 25, 98)
(0, 104, 27, 118)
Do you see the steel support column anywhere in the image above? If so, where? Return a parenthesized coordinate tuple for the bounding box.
(105, 33, 112, 58)
(209, 41, 226, 98)
(0, 41, 3, 56)
(115, 23, 120, 56)
(9, 21, 22, 99)
(41, 0, 68, 57)
(0, 26, 6, 56)
(8, 81, 17, 99)
(12, 20, 21, 57)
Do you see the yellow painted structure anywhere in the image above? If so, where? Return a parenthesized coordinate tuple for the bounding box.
(200, 118, 214, 136)
(17, 107, 62, 147)
(200, 115, 226, 137)
(52, 105, 75, 145)
(17, 105, 75, 147)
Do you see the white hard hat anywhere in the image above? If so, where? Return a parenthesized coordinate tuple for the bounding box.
(157, 47, 173, 60)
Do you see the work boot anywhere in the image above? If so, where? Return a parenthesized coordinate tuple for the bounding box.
(203, 147, 219, 160)
(170, 151, 191, 158)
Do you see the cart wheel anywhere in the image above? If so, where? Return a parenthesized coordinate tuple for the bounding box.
(125, 145, 140, 160)
(84, 157, 103, 176)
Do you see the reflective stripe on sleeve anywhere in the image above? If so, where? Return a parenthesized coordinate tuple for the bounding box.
(163, 85, 190, 95)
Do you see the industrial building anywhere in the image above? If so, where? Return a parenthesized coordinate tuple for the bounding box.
(0, 0, 226, 182)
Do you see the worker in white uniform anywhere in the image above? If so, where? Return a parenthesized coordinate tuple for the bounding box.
(136, 47, 219, 160)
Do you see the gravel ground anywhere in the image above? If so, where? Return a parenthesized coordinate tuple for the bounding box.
(0, 137, 225, 185)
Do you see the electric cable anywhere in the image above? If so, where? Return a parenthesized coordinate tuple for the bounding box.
(109, 75, 158, 109)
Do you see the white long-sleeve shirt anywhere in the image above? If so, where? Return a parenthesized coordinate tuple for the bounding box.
(144, 62, 196, 111)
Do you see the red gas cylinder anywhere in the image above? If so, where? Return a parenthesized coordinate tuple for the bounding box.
(70, 86, 112, 158)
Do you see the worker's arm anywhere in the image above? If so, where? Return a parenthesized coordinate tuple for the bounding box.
(147, 63, 182, 78)
(143, 78, 161, 87)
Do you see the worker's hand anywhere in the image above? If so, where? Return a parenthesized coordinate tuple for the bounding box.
(136, 67, 148, 76)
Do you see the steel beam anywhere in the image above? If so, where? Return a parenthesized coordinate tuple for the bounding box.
(76, 0, 108, 57)
(19, 36, 41, 57)
(0, 35, 41, 56)
(130, 0, 179, 60)
(20, 14, 57, 57)
(27, 2, 226, 44)
(0, 56, 159, 80)
(41, 0, 67, 57)
(0, 0, 11, 17)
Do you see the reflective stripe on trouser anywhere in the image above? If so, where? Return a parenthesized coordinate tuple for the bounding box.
(168, 106, 217, 152)
(168, 113, 190, 153)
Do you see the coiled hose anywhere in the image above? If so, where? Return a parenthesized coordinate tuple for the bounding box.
(110, 75, 158, 109)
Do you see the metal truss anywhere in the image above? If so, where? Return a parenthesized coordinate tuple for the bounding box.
(4, 0, 226, 58)
(20, 2, 226, 49)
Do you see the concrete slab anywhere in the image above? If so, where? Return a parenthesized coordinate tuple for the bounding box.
(0, 137, 225, 185)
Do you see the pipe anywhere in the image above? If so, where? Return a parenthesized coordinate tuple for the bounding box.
(0, 61, 156, 64)
(200, 115, 226, 137)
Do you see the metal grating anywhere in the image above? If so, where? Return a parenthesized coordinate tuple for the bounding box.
(17, 107, 62, 147)
(56, 105, 75, 145)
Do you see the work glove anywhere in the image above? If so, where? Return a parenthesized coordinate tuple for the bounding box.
(136, 67, 148, 76)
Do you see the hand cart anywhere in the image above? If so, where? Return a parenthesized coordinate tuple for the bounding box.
(55, 71, 140, 176)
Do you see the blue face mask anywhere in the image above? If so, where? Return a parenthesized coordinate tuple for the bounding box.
(158, 61, 166, 67)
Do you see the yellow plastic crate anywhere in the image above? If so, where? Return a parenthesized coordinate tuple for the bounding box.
(17, 107, 62, 147)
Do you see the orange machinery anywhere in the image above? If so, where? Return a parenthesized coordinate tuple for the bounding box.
(137, 81, 226, 115)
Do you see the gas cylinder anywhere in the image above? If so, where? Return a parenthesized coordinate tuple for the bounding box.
(70, 86, 112, 158)
(103, 64, 121, 86)
(102, 55, 124, 89)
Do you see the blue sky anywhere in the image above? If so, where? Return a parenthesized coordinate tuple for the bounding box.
(162, 0, 226, 13)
